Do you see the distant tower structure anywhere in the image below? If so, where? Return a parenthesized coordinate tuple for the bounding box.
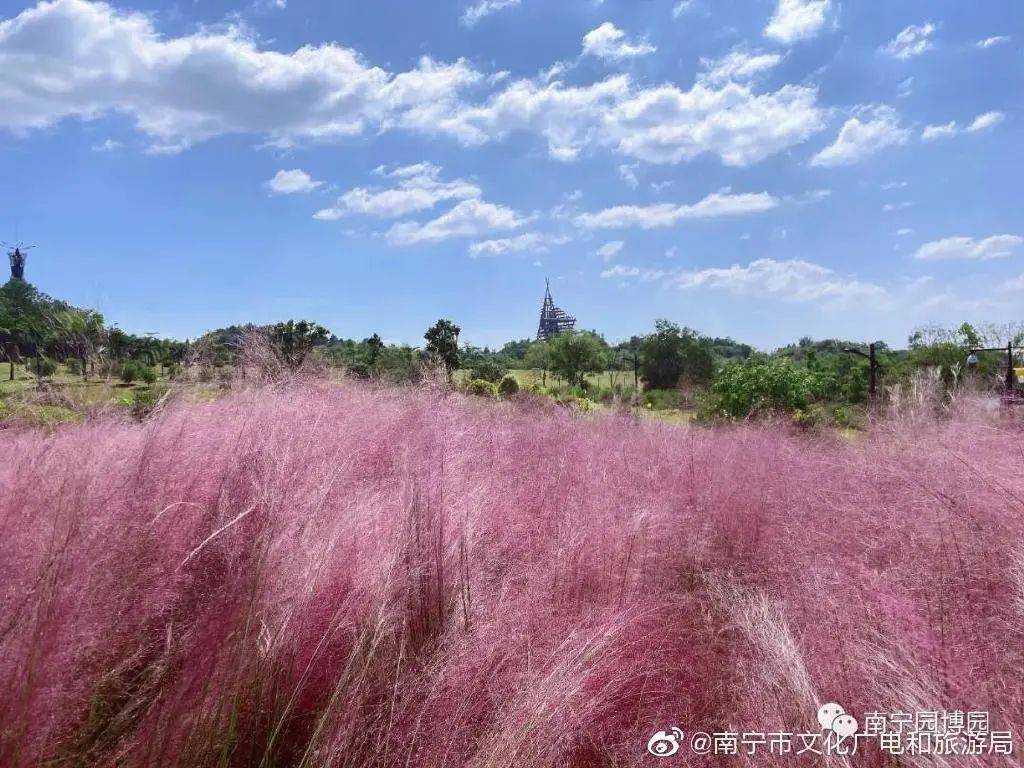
(536, 279, 576, 341)
(8, 246, 27, 281)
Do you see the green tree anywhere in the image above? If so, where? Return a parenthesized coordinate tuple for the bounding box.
(270, 320, 330, 371)
(0, 279, 52, 382)
(639, 319, 714, 390)
(548, 331, 608, 387)
(54, 308, 105, 381)
(523, 341, 552, 386)
(363, 333, 385, 368)
(424, 319, 461, 377)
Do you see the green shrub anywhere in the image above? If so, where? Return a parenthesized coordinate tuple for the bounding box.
(465, 378, 498, 398)
(497, 374, 520, 396)
(699, 359, 826, 420)
(642, 388, 680, 410)
(121, 360, 157, 385)
(469, 360, 506, 383)
(572, 397, 597, 413)
(130, 385, 167, 419)
(33, 357, 58, 378)
(791, 404, 826, 429)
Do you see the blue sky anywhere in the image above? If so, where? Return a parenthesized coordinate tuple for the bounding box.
(0, 0, 1021, 349)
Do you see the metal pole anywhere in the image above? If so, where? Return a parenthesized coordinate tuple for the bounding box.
(1007, 342, 1015, 392)
(869, 343, 877, 397)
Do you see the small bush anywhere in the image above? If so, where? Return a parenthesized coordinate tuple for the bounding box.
(469, 360, 506, 383)
(33, 357, 58, 378)
(130, 385, 168, 420)
(465, 378, 498, 398)
(120, 360, 157, 385)
(642, 388, 680, 411)
(791, 404, 826, 429)
(497, 374, 519, 396)
(570, 396, 598, 413)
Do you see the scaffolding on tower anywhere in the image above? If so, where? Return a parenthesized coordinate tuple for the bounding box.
(536, 280, 576, 341)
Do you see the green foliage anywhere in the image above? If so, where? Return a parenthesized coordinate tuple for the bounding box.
(128, 385, 167, 419)
(497, 374, 520, 396)
(424, 319, 461, 375)
(120, 360, 157, 385)
(270, 320, 329, 370)
(639, 319, 714, 389)
(699, 358, 828, 420)
(498, 338, 532, 361)
(469, 359, 506, 383)
(33, 357, 58, 378)
(465, 378, 498, 398)
(571, 396, 597, 413)
(523, 341, 552, 377)
(374, 345, 421, 383)
(641, 388, 680, 411)
(547, 331, 608, 387)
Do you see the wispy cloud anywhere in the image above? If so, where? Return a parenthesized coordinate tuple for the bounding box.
(810, 106, 908, 167)
(461, 0, 520, 27)
(576, 190, 779, 229)
(387, 199, 527, 246)
(468, 232, 570, 257)
(698, 48, 784, 86)
(914, 235, 1022, 261)
(315, 164, 479, 219)
(977, 35, 1010, 49)
(882, 22, 936, 60)
(604, 257, 884, 305)
(595, 241, 624, 261)
(921, 111, 1004, 141)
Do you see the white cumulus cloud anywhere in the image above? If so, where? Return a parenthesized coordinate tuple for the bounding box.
(0, 1, 828, 169)
(914, 235, 1023, 261)
(883, 23, 936, 60)
(922, 122, 958, 141)
(576, 190, 779, 229)
(810, 106, 909, 167)
(0, 0, 483, 153)
(582, 22, 656, 61)
(387, 198, 526, 246)
(266, 169, 323, 195)
(764, 0, 832, 44)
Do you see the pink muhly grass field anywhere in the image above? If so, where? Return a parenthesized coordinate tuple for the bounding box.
(1, 382, 1022, 767)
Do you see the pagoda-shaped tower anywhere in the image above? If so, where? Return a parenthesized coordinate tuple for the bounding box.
(536, 280, 576, 341)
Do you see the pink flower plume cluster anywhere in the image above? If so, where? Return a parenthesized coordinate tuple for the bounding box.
(0, 383, 1022, 767)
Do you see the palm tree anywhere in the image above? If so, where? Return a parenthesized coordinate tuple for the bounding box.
(55, 309, 105, 381)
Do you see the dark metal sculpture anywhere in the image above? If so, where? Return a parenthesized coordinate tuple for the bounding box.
(536, 279, 576, 341)
(5, 244, 30, 281)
